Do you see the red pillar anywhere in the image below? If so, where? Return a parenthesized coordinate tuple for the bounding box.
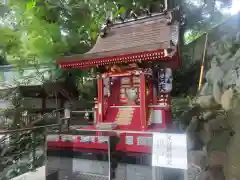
(140, 73, 147, 130)
(97, 76, 104, 124)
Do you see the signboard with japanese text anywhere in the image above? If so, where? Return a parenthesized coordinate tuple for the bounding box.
(152, 133, 187, 169)
(157, 69, 172, 93)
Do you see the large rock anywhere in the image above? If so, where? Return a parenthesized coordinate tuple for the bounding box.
(202, 111, 215, 121)
(199, 123, 212, 145)
(178, 106, 201, 130)
(235, 73, 240, 92)
(200, 83, 213, 96)
(221, 88, 234, 111)
(186, 117, 203, 150)
(234, 32, 240, 43)
(221, 37, 234, 52)
(190, 32, 240, 180)
(207, 130, 232, 155)
(196, 95, 218, 109)
(207, 151, 227, 168)
(197, 167, 225, 180)
(208, 42, 218, 56)
(217, 52, 232, 64)
(212, 82, 222, 104)
(231, 48, 240, 65)
(220, 48, 240, 74)
(223, 69, 237, 89)
(188, 150, 207, 170)
(207, 114, 228, 132)
(198, 59, 225, 106)
(203, 58, 224, 105)
(205, 63, 224, 85)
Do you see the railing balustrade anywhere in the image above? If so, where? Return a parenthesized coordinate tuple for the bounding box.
(0, 124, 61, 180)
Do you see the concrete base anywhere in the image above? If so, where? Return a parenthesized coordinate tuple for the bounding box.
(47, 156, 184, 180)
(11, 166, 46, 180)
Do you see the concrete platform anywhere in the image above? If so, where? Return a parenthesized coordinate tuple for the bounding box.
(11, 166, 46, 180)
(46, 156, 185, 180)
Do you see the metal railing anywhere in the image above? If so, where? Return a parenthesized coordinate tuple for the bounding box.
(70, 126, 166, 134)
(0, 124, 61, 180)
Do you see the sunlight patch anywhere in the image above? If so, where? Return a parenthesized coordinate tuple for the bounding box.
(231, 0, 240, 15)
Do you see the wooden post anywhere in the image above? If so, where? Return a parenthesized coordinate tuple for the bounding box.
(97, 76, 104, 124)
(164, 0, 168, 10)
(140, 73, 147, 130)
(31, 130, 37, 170)
(64, 105, 71, 131)
(198, 33, 208, 91)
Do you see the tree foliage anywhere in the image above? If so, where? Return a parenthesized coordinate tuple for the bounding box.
(0, 0, 235, 66)
(0, 0, 235, 108)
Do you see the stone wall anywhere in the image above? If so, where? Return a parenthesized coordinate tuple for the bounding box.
(183, 13, 240, 180)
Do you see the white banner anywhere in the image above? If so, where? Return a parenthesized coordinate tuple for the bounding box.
(152, 133, 187, 169)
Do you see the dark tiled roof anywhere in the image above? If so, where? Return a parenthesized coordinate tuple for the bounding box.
(57, 13, 180, 68)
(87, 14, 178, 55)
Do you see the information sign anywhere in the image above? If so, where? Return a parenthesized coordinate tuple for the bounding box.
(152, 133, 187, 169)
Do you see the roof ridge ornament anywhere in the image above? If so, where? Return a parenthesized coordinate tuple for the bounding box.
(140, 7, 152, 17)
(102, 2, 175, 29)
(165, 5, 184, 26)
(99, 18, 113, 38)
(116, 14, 125, 23)
(130, 10, 138, 20)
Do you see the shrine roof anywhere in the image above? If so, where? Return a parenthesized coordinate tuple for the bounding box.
(57, 12, 180, 69)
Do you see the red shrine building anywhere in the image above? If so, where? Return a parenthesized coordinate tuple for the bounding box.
(47, 7, 182, 180)
(58, 13, 180, 131)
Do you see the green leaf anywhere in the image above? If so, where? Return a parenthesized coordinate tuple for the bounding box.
(118, 7, 126, 14)
(113, 7, 126, 18)
(26, 0, 36, 11)
(91, 31, 98, 41)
